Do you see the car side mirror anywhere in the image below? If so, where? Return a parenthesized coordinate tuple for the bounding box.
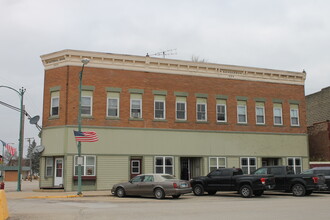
(129, 180, 133, 183)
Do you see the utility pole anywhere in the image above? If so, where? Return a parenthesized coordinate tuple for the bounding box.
(25, 137, 34, 180)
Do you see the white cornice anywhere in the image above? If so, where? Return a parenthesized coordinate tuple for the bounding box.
(40, 49, 306, 85)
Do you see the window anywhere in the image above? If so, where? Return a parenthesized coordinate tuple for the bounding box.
(241, 157, 256, 174)
(256, 102, 265, 124)
(290, 104, 299, 126)
(209, 157, 226, 172)
(107, 92, 120, 118)
(81, 91, 93, 116)
(131, 160, 140, 174)
(74, 155, 96, 176)
(45, 157, 53, 177)
(237, 101, 247, 124)
(50, 91, 59, 117)
(196, 98, 207, 121)
(130, 94, 142, 118)
(273, 104, 282, 125)
(216, 100, 227, 122)
(154, 95, 165, 119)
(131, 175, 144, 183)
(155, 156, 173, 175)
(176, 97, 186, 120)
(287, 157, 302, 174)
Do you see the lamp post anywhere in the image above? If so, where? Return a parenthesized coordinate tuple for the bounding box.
(77, 58, 90, 195)
(0, 86, 25, 191)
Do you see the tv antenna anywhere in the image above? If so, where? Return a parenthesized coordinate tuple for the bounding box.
(147, 49, 177, 58)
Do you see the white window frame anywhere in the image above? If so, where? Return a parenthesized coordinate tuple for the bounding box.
(216, 104, 227, 122)
(273, 107, 283, 125)
(237, 105, 247, 124)
(196, 103, 207, 121)
(154, 156, 174, 175)
(74, 155, 96, 176)
(131, 160, 141, 175)
(240, 157, 257, 174)
(209, 157, 226, 172)
(256, 106, 265, 125)
(176, 101, 187, 120)
(154, 100, 166, 120)
(45, 157, 54, 177)
(130, 99, 142, 118)
(290, 108, 300, 126)
(50, 96, 59, 117)
(107, 97, 119, 118)
(81, 96, 92, 116)
(287, 157, 302, 174)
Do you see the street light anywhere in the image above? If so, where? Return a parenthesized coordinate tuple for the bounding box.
(0, 86, 25, 191)
(77, 58, 89, 195)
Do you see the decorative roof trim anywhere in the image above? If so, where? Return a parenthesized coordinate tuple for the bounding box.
(41, 49, 306, 86)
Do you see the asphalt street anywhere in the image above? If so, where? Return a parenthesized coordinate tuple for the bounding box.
(3, 181, 330, 220)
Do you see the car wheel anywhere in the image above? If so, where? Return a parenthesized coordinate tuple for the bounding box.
(116, 187, 126, 198)
(207, 191, 217, 195)
(305, 190, 313, 196)
(240, 185, 253, 198)
(292, 183, 306, 196)
(192, 184, 204, 196)
(253, 190, 264, 197)
(172, 195, 181, 199)
(154, 188, 165, 199)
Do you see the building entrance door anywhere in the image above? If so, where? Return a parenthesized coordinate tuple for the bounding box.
(180, 157, 201, 180)
(54, 157, 63, 187)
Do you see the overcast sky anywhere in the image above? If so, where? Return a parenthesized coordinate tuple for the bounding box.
(1, 0, 330, 156)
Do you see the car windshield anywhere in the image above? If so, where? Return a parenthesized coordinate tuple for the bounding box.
(301, 169, 313, 174)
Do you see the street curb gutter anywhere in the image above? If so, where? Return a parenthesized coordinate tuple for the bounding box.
(26, 195, 83, 199)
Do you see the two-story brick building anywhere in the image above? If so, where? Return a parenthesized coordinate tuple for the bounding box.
(39, 49, 308, 191)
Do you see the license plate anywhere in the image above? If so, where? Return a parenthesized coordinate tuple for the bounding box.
(180, 183, 188, 188)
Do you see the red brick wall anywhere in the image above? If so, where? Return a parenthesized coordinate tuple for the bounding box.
(308, 121, 330, 160)
(42, 66, 306, 134)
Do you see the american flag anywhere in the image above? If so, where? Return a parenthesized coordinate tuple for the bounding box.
(0, 140, 17, 156)
(73, 131, 99, 142)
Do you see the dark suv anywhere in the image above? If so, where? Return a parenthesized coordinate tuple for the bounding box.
(301, 167, 330, 191)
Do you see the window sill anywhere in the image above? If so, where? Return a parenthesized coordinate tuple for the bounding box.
(273, 124, 284, 127)
(153, 119, 167, 122)
(73, 176, 97, 180)
(217, 122, 228, 125)
(175, 120, 188, 123)
(82, 116, 94, 119)
(237, 123, 248, 126)
(106, 117, 120, 120)
(256, 124, 266, 126)
(290, 125, 300, 128)
(196, 121, 209, 124)
(129, 118, 144, 121)
(49, 115, 59, 120)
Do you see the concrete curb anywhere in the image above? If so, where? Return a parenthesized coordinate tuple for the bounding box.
(26, 194, 83, 199)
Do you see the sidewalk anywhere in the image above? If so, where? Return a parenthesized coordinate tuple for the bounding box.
(3, 180, 112, 200)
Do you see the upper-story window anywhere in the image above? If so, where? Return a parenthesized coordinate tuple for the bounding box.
(50, 91, 59, 117)
(107, 92, 120, 118)
(290, 104, 299, 126)
(176, 97, 187, 120)
(256, 102, 265, 125)
(196, 98, 207, 121)
(130, 94, 142, 119)
(81, 91, 93, 116)
(273, 103, 283, 125)
(237, 101, 247, 124)
(216, 99, 227, 122)
(154, 95, 166, 120)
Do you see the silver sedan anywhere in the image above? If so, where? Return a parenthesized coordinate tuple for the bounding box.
(111, 174, 192, 199)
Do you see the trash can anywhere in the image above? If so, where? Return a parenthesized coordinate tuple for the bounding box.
(0, 182, 4, 190)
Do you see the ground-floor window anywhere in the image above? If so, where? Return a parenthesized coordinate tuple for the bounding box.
(155, 156, 173, 175)
(287, 157, 302, 174)
(45, 157, 54, 177)
(240, 157, 257, 174)
(74, 155, 96, 176)
(209, 157, 226, 172)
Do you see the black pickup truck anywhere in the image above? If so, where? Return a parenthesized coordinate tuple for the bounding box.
(190, 168, 275, 198)
(253, 166, 328, 196)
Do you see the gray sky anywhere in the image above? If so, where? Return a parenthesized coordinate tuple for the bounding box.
(1, 0, 330, 156)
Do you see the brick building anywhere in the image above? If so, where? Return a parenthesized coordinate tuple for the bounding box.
(306, 87, 330, 164)
(40, 49, 308, 191)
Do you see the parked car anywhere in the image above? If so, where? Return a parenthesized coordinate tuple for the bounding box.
(190, 168, 275, 198)
(111, 174, 192, 199)
(301, 167, 330, 191)
(253, 166, 328, 196)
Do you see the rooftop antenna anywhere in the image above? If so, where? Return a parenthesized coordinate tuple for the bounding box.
(148, 49, 177, 58)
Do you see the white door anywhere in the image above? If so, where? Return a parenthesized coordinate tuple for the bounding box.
(54, 157, 64, 187)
